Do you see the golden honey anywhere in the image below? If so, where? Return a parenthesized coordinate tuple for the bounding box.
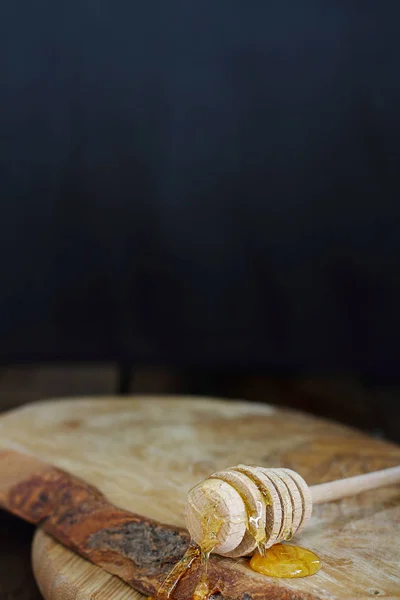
(152, 503, 222, 600)
(250, 544, 321, 578)
(197, 498, 224, 555)
(151, 544, 200, 600)
(152, 472, 321, 599)
(191, 505, 222, 600)
(192, 574, 210, 600)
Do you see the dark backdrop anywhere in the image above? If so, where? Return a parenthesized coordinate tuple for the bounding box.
(1, 2, 400, 376)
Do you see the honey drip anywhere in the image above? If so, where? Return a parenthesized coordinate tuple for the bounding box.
(191, 501, 224, 600)
(198, 498, 224, 554)
(250, 544, 321, 578)
(247, 499, 266, 548)
(152, 473, 321, 599)
(150, 544, 200, 600)
(192, 550, 211, 600)
(151, 504, 223, 600)
(233, 467, 269, 552)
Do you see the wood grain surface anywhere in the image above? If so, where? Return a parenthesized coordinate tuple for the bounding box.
(0, 396, 400, 600)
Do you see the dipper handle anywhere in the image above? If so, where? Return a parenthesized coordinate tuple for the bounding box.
(310, 465, 400, 504)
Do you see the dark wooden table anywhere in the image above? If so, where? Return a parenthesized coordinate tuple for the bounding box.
(0, 510, 42, 600)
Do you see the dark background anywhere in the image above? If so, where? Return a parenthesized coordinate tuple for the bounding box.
(1, 7, 400, 597)
(1, 1, 400, 443)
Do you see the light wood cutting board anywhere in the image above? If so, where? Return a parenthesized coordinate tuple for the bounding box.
(0, 396, 399, 600)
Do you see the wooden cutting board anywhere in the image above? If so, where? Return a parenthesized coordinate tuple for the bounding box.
(0, 396, 399, 600)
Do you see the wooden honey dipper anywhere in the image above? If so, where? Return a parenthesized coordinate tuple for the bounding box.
(185, 464, 400, 558)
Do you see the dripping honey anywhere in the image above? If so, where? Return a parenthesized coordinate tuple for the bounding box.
(152, 478, 321, 599)
(151, 500, 223, 600)
(197, 494, 225, 554)
(233, 466, 270, 554)
(150, 544, 200, 600)
(191, 496, 224, 600)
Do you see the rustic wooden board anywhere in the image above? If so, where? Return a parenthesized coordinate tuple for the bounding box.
(0, 396, 399, 600)
(32, 526, 143, 600)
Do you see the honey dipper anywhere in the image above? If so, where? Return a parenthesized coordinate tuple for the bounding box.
(185, 464, 400, 558)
